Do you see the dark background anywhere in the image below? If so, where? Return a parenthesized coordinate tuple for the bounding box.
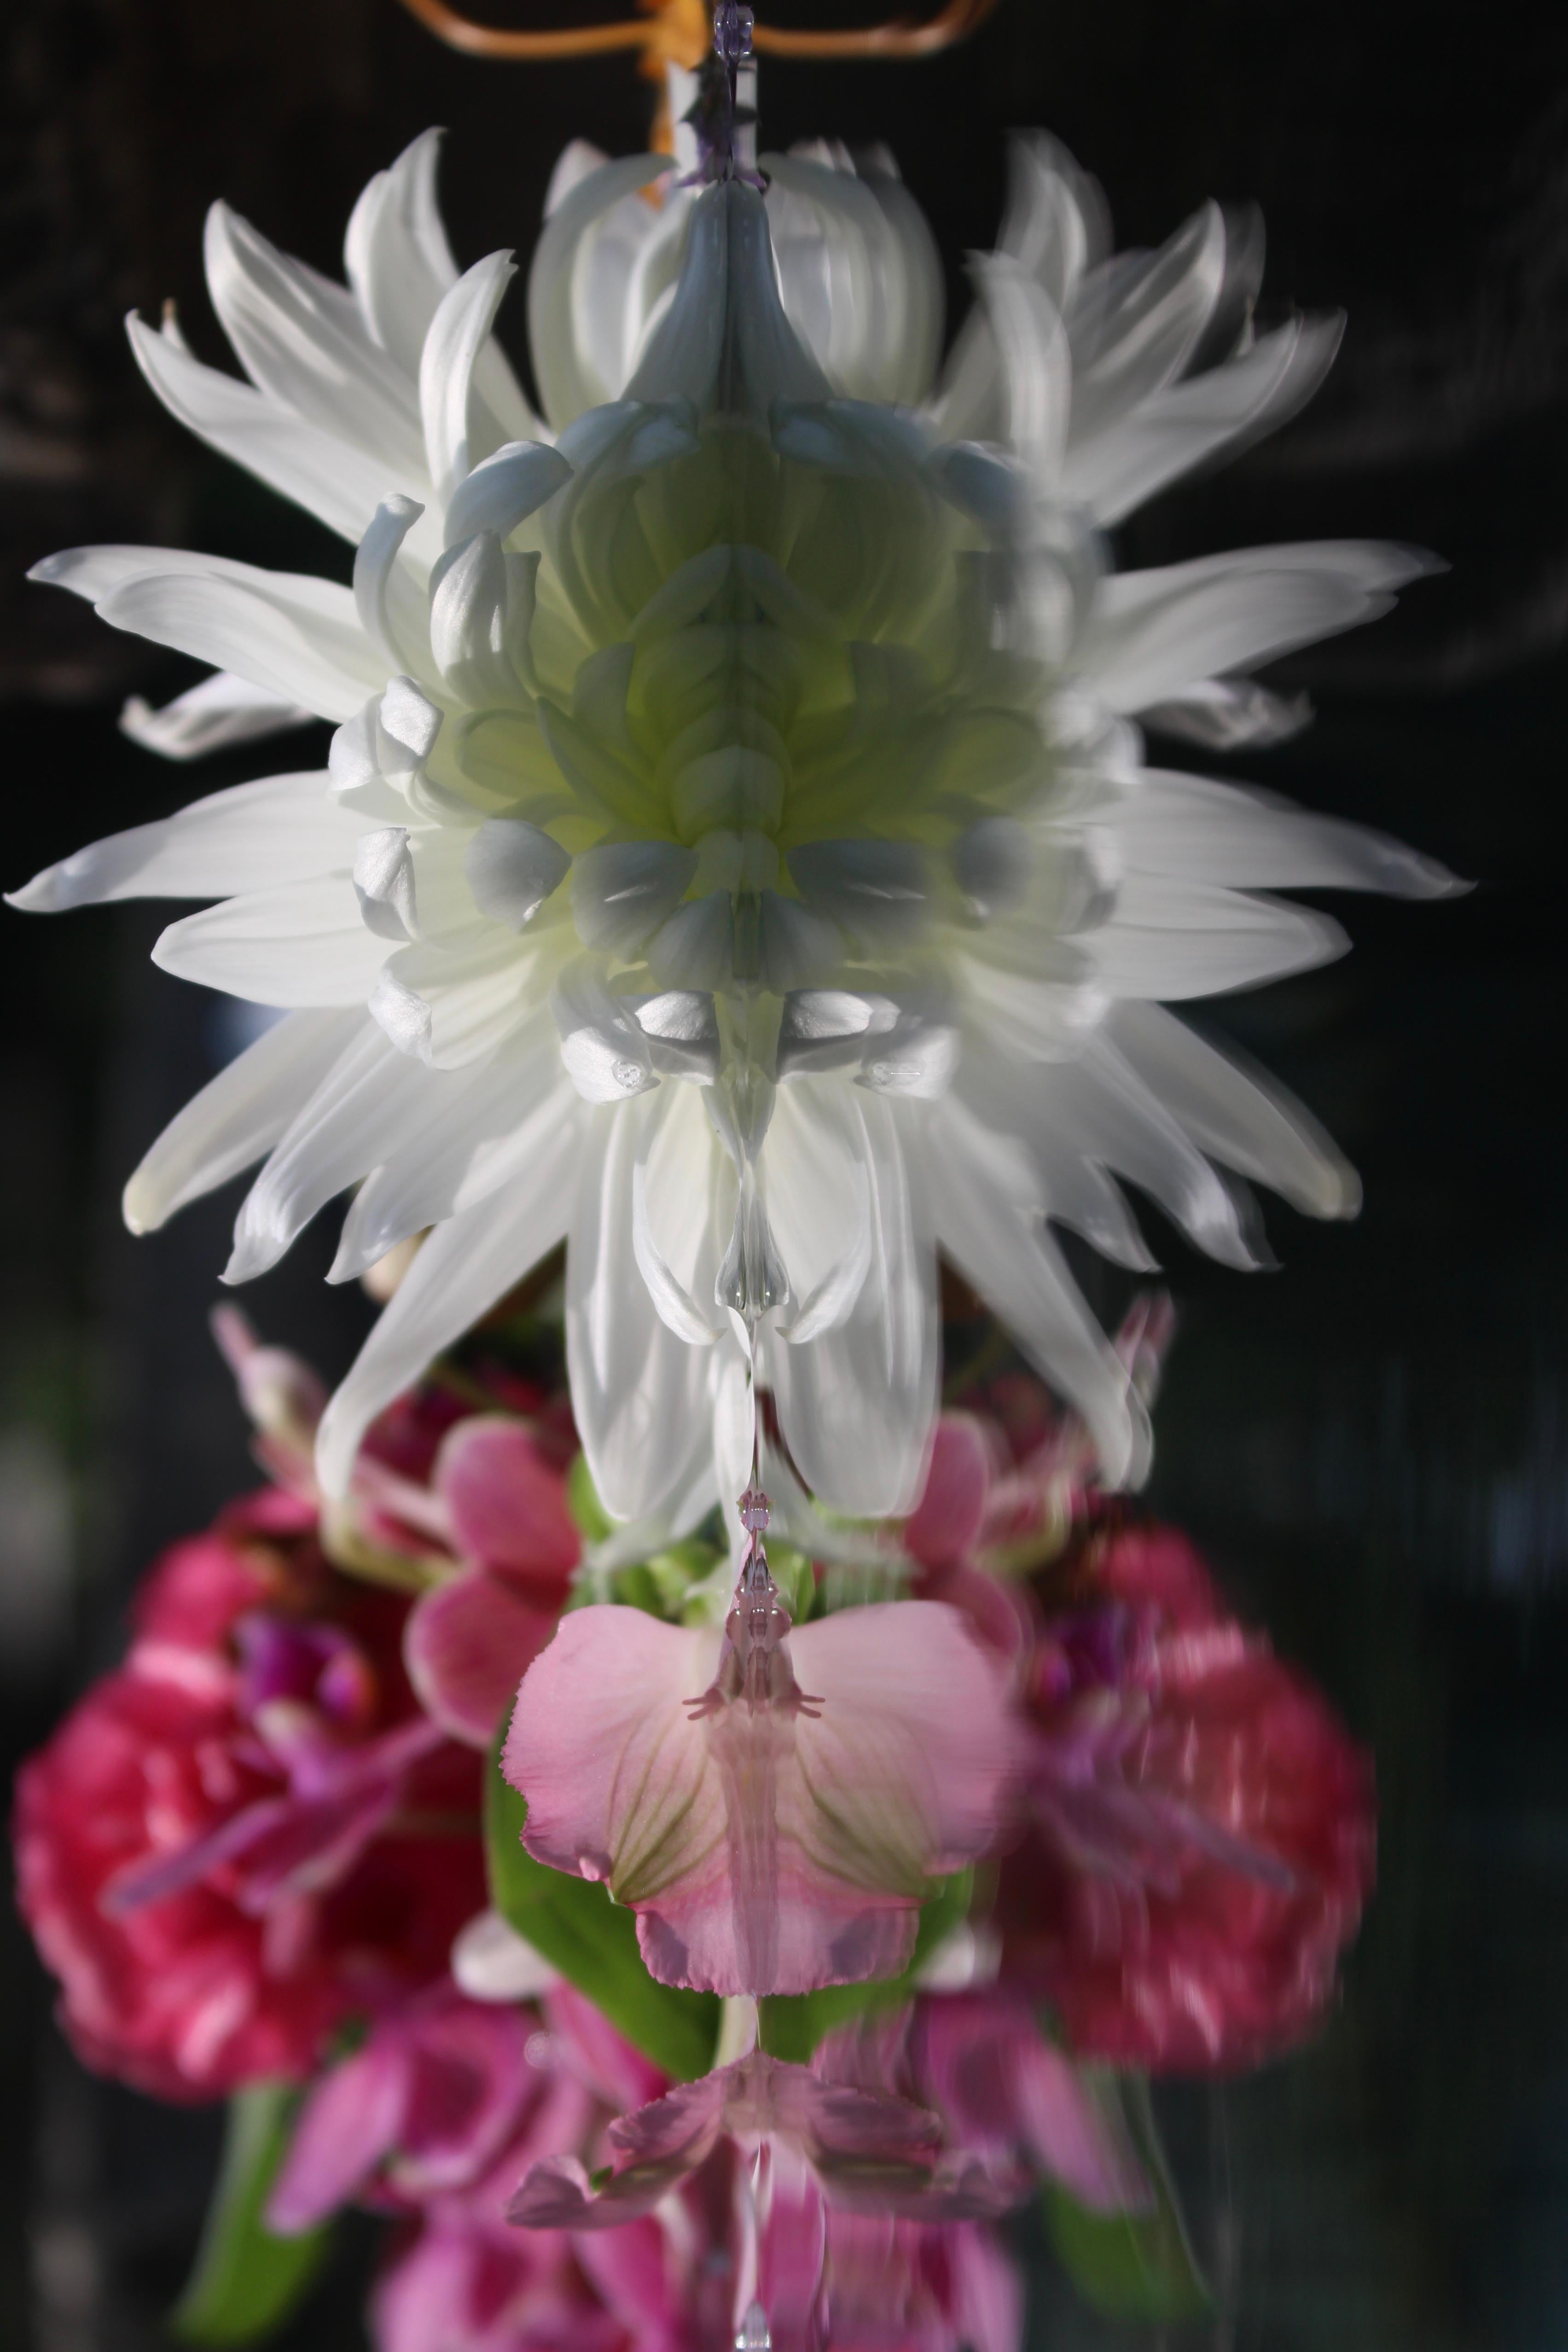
(3, 0, 1567, 2345)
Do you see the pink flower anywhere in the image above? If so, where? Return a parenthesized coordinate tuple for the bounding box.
(217, 1310, 581, 1752)
(999, 1523, 1377, 2071)
(504, 1510, 1018, 1998)
(14, 1500, 484, 2099)
(508, 2048, 1012, 2233)
(403, 1415, 581, 1750)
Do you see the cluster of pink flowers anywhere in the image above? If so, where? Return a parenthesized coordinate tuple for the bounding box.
(13, 1308, 1375, 2349)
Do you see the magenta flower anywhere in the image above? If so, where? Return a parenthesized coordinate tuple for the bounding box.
(508, 2047, 1014, 2233)
(504, 1507, 1018, 1997)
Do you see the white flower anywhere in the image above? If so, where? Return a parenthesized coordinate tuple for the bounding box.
(11, 127, 1457, 1526)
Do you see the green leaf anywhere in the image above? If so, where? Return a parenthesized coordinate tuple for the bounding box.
(566, 1453, 613, 1542)
(1045, 2072, 1211, 2324)
(171, 2085, 331, 2345)
(755, 1871, 974, 2064)
(485, 1735, 719, 2082)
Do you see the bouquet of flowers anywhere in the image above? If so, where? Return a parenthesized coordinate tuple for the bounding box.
(11, 10, 1446, 2339)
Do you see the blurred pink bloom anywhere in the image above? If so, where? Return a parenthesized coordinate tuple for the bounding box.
(504, 1535, 1017, 1997)
(13, 1497, 484, 2099)
(999, 1523, 1376, 2071)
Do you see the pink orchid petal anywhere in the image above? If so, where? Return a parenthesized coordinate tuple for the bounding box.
(267, 2037, 412, 2230)
(507, 1604, 1017, 1999)
(390, 2000, 536, 2195)
(949, 2221, 1028, 2352)
(904, 1416, 993, 1569)
(755, 2143, 827, 2352)
(543, 1980, 668, 2114)
(915, 1994, 1144, 2213)
(435, 1417, 580, 1591)
(407, 1570, 558, 1751)
(573, 2218, 685, 2352)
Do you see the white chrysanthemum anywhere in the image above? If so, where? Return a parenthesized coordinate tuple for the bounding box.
(12, 127, 1456, 1527)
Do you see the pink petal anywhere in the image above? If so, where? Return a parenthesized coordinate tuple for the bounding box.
(574, 2218, 684, 2351)
(267, 2037, 412, 2230)
(406, 1569, 558, 1750)
(389, 2000, 535, 2195)
(914, 1994, 1144, 2213)
(904, 1416, 993, 1568)
(510, 2071, 728, 2230)
(435, 1417, 580, 1593)
(544, 1979, 668, 2114)
(755, 2143, 827, 2352)
(506, 1603, 1019, 2000)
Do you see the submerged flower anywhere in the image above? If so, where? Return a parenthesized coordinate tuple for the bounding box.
(12, 122, 1456, 1525)
(504, 1499, 1016, 1996)
(508, 2045, 1009, 2231)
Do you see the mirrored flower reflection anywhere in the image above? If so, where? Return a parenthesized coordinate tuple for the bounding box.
(12, 122, 1458, 1527)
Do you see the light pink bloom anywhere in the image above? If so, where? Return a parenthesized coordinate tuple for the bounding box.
(404, 1416, 580, 1749)
(504, 1528, 1017, 1997)
(508, 2048, 1013, 2233)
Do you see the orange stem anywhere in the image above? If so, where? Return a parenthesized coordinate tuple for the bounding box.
(393, 0, 999, 64)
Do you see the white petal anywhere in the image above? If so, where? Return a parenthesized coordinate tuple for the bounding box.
(152, 875, 393, 1003)
(317, 1123, 585, 1497)
(226, 1023, 447, 1280)
(1066, 200, 1226, 440)
(569, 839, 697, 957)
(8, 772, 364, 912)
(1090, 875, 1346, 999)
(527, 153, 667, 430)
(443, 440, 573, 548)
(972, 254, 1070, 487)
(1075, 543, 1425, 714)
(451, 1911, 560, 2002)
(127, 313, 416, 544)
(345, 130, 458, 375)
(119, 672, 315, 761)
(766, 1082, 937, 1515)
(32, 546, 385, 722)
(331, 1024, 570, 1278)
(420, 252, 516, 506)
(1115, 769, 1462, 897)
(465, 818, 569, 929)
(122, 1008, 363, 1233)
(1062, 315, 1342, 526)
(1106, 999, 1359, 1219)
(371, 925, 538, 1069)
(926, 1095, 1147, 1487)
(565, 1091, 715, 1521)
(204, 200, 425, 475)
(354, 495, 431, 679)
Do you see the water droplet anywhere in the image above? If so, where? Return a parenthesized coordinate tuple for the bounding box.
(734, 2302, 771, 2352)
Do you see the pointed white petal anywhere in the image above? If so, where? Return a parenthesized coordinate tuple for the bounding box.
(1076, 543, 1425, 714)
(1106, 1000, 1359, 1218)
(122, 1008, 364, 1233)
(1062, 314, 1342, 525)
(119, 671, 315, 761)
(317, 1124, 585, 1496)
(152, 875, 392, 1003)
(204, 200, 425, 474)
(767, 1082, 937, 1516)
(1090, 876, 1347, 999)
(127, 313, 417, 543)
(420, 252, 516, 505)
(1115, 770, 1463, 897)
(225, 1024, 448, 1280)
(565, 1090, 715, 1522)
(527, 153, 666, 430)
(8, 772, 365, 911)
(926, 1097, 1147, 1487)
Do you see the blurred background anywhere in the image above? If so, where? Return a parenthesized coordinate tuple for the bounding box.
(2, 0, 1566, 2344)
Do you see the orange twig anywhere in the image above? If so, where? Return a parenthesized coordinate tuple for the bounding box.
(393, 0, 999, 65)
